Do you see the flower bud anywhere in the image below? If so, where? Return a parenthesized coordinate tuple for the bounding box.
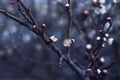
(106, 17, 112, 23)
(101, 69, 108, 79)
(42, 24, 46, 29)
(86, 44, 92, 53)
(86, 68, 95, 78)
(99, 56, 105, 65)
(65, 3, 70, 10)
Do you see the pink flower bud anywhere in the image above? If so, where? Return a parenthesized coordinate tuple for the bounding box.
(33, 25, 37, 29)
(86, 68, 95, 78)
(101, 69, 108, 79)
(42, 24, 46, 29)
(96, 56, 105, 66)
(65, 3, 70, 9)
(86, 44, 92, 53)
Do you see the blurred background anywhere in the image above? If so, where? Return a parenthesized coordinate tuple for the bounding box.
(0, 0, 120, 80)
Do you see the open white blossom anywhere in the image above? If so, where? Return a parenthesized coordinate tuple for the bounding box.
(108, 38, 114, 45)
(63, 39, 75, 47)
(50, 35, 58, 43)
(95, 4, 107, 14)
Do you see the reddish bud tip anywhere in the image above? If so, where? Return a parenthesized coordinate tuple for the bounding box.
(106, 17, 112, 23)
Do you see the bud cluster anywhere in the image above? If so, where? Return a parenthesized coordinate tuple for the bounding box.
(96, 17, 113, 48)
(86, 56, 108, 80)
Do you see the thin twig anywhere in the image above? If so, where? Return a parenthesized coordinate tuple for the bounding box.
(66, 0, 73, 58)
(17, 3, 33, 24)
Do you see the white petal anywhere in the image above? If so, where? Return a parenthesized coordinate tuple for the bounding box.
(50, 35, 58, 42)
(108, 38, 114, 45)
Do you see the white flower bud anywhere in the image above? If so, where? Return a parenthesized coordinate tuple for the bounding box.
(103, 37, 107, 41)
(105, 33, 109, 37)
(65, 3, 70, 8)
(96, 36, 101, 40)
(86, 44, 92, 50)
(97, 68, 101, 74)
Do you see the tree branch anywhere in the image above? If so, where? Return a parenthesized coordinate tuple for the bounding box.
(0, 7, 85, 80)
